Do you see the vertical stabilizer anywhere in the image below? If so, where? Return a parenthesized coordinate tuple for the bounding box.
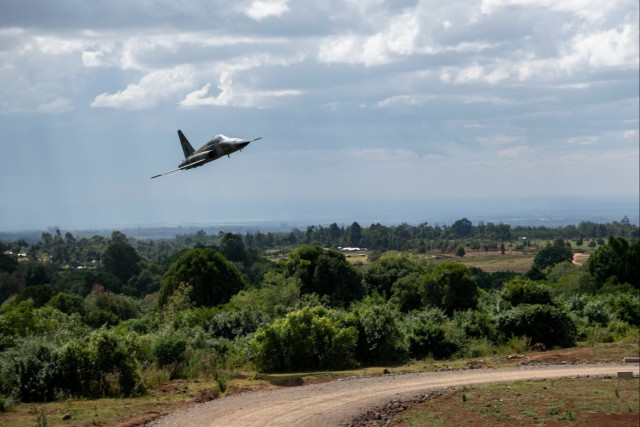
(178, 130, 195, 158)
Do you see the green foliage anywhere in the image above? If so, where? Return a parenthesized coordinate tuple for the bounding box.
(101, 231, 141, 286)
(59, 329, 146, 398)
(390, 272, 423, 312)
(588, 237, 639, 288)
(501, 279, 553, 306)
(83, 286, 142, 328)
(363, 254, 426, 297)
(219, 233, 247, 264)
(406, 308, 458, 359)
(0, 253, 18, 273)
(153, 334, 187, 367)
(453, 309, 496, 340)
(421, 262, 479, 314)
(533, 244, 573, 270)
(604, 292, 640, 326)
(347, 295, 408, 364)
(47, 292, 85, 316)
(159, 247, 246, 308)
(497, 304, 577, 348)
(469, 268, 520, 291)
(283, 246, 363, 306)
(251, 306, 358, 372)
(0, 338, 61, 402)
(0, 327, 145, 402)
(16, 285, 54, 307)
(225, 271, 303, 320)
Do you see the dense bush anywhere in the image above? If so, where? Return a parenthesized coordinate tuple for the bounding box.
(498, 304, 577, 348)
(346, 296, 408, 364)
(251, 306, 357, 372)
(421, 262, 479, 314)
(406, 308, 457, 359)
(0, 329, 146, 402)
(153, 334, 187, 367)
(502, 279, 553, 306)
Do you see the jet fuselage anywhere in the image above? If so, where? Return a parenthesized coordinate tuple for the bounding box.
(178, 136, 251, 170)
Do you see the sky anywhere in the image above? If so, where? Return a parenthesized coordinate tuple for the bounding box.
(0, 0, 638, 231)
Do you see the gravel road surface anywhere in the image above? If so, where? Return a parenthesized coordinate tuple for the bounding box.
(147, 363, 638, 427)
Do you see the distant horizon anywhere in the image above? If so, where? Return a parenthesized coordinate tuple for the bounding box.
(2, 195, 637, 238)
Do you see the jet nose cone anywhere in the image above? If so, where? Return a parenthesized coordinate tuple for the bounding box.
(238, 140, 251, 148)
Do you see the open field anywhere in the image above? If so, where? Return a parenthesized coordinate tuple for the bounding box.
(455, 251, 535, 273)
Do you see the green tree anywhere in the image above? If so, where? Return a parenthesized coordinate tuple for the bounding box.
(451, 218, 473, 238)
(159, 247, 246, 308)
(362, 254, 425, 297)
(587, 237, 639, 288)
(101, 231, 141, 287)
(0, 253, 18, 273)
(283, 246, 363, 306)
(533, 244, 573, 270)
(219, 233, 247, 265)
(347, 222, 363, 247)
(421, 262, 479, 314)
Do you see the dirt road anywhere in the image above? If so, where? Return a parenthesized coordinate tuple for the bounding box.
(147, 364, 638, 427)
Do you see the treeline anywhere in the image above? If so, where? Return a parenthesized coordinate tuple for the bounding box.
(0, 222, 638, 410)
(1, 217, 637, 266)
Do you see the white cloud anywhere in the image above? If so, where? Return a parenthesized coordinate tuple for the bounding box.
(82, 50, 104, 67)
(91, 66, 194, 110)
(568, 136, 599, 145)
(35, 97, 73, 114)
(623, 129, 639, 139)
(570, 24, 639, 68)
(179, 72, 302, 108)
(245, 0, 290, 21)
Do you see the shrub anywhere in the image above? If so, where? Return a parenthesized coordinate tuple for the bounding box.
(347, 296, 408, 364)
(0, 338, 61, 402)
(251, 306, 357, 372)
(406, 309, 458, 359)
(497, 304, 577, 348)
(153, 334, 188, 367)
(502, 279, 553, 307)
(453, 309, 496, 340)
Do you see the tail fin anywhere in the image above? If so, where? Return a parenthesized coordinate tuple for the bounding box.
(178, 130, 195, 158)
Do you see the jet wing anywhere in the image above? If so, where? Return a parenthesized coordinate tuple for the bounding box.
(150, 158, 211, 179)
(151, 167, 183, 179)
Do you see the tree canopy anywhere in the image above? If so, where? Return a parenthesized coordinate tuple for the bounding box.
(159, 247, 246, 307)
(283, 246, 363, 306)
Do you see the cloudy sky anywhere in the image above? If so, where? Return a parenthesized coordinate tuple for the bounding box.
(1, 0, 638, 231)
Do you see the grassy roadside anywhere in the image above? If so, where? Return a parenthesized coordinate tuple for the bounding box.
(1, 339, 637, 427)
(390, 377, 639, 426)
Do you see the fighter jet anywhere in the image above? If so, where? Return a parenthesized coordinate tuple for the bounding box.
(151, 130, 261, 179)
